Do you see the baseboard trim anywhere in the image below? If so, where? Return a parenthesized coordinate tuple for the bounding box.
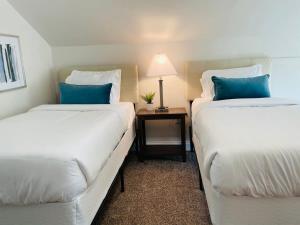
(146, 139, 191, 151)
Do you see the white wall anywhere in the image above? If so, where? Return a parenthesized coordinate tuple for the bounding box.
(52, 37, 300, 146)
(0, 0, 55, 119)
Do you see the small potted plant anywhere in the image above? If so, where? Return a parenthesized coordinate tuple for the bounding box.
(141, 92, 155, 111)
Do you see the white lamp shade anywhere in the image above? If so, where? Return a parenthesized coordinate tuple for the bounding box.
(147, 54, 178, 77)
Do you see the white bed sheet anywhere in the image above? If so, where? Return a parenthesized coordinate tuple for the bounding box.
(0, 103, 135, 205)
(193, 97, 300, 197)
(0, 118, 136, 225)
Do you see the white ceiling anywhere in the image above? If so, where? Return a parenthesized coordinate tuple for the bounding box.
(8, 0, 300, 46)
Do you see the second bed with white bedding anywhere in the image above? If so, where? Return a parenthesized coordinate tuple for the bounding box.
(193, 98, 300, 198)
(0, 103, 135, 205)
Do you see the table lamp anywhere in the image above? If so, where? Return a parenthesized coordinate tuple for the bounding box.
(147, 53, 177, 112)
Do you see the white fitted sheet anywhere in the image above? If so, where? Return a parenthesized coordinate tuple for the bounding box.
(0, 118, 136, 225)
(193, 134, 300, 225)
(0, 103, 135, 205)
(192, 98, 300, 197)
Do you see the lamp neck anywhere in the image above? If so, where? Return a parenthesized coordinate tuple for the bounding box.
(159, 79, 164, 108)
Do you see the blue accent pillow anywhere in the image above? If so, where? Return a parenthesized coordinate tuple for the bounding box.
(59, 83, 112, 104)
(212, 74, 271, 101)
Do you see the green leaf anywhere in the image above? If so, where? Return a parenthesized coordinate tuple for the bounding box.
(141, 92, 155, 104)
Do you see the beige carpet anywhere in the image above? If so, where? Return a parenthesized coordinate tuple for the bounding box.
(98, 153, 212, 225)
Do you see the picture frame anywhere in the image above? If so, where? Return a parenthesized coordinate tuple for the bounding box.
(0, 34, 26, 92)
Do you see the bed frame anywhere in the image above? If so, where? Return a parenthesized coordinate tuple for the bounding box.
(185, 58, 300, 225)
(91, 135, 137, 225)
(0, 64, 139, 225)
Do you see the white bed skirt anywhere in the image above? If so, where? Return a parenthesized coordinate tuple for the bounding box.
(193, 134, 300, 225)
(0, 120, 136, 225)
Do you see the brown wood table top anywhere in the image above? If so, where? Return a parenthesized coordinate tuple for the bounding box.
(137, 107, 187, 116)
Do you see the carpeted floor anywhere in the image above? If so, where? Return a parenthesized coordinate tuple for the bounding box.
(98, 153, 212, 225)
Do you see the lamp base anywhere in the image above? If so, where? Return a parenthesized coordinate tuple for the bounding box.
(155, 106, 169, 112)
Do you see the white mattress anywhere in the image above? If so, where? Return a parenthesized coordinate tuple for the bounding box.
(192, 97, 300, 197)
(0, 103, 135, 205)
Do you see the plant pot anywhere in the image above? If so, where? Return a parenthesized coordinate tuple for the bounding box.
(146, 103, 154, 111)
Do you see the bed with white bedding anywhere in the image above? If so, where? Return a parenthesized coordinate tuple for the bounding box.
(0, 64, 138, 225)
(187, 58, 300, 225)
(193, 98, 300, 198)
(192, 98, 300, 225)
(0, 103, 134, 205)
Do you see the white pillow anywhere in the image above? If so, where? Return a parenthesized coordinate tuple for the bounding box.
(65, 69, 121, 103)
(200, 64, 262, 99)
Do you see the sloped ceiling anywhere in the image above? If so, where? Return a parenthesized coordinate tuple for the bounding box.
(7, 0, 300, 46)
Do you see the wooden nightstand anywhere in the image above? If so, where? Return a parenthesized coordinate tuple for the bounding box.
(137, 108, 187, 162)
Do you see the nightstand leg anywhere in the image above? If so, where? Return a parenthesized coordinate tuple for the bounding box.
(134, 136, 139, 154)
(189, 125, 194, 152)
(138, 118, 145, 162)
(181, 116, 186, 162)
(142, 120, 146, 145)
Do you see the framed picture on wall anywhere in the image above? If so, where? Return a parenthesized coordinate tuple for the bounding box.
(0, 34, 26, 92)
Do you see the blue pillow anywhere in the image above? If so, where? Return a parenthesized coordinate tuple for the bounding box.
(59, 83, 112, 104)
(212, 74, 271, 101)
